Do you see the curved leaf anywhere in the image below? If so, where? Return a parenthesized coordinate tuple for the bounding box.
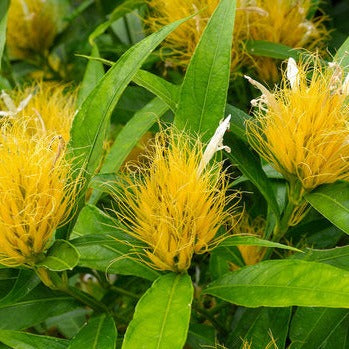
(122, 273, 193, 349)
(204, 260, 349, 308)
(245, 40, 300, 60)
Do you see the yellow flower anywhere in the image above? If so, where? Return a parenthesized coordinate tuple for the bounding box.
(145, 0, 329, 79)
(234, 215, 266, 266)
(0, 118, 78, 267)
(246, 55, 349, 194)
(113, 125, 239, 272)
(6, 0, 66, 60)
(0, 82, 76, 142)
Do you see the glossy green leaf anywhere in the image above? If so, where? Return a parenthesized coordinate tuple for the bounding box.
(334, 35, 349, 72)
(225, 104, 250, 142)
(0, 286, 79, 330)
(133, 70, 179, 112)
(174, 0, 236, 141)
(36, 240, 80, 271)
(89, 97, 168, 204)
(225, 133, 280, 217)
(72, 234, 159, 281)
(0, 0, 9, 72)
(220, 235, 301, 252)
(0, 270, 40, 306)
(68, 314, 117, 349)
(305, 182, 349, 234)
(0, 330, 68, 349)
(122, 273, 193, 349)
(77, 45, 104, 107)
(245, 40, 300, 60)
(289, 307, 349, 349)
(204, 260, 349, 308)
(228, 307, 291, 348)
(292, 246, 349, 271)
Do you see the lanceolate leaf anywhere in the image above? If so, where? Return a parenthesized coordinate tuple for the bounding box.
(305, 182, 349, 235)
(68, 314, 117, 349)
(0, 0, 9, 72)
(122, 273, 193, 349)
(204, 260, 349, 308)
(245, 40, 300, 60)
(334, 35, 349, 73)
(174, 0, 236, 141)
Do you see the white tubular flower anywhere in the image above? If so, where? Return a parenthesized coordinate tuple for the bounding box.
(198, 115, 231, 175)
(287, 57, 299, 89)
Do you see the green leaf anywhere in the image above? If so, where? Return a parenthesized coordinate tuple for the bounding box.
(225, 104, 250, 142)
(0, 286, 79, 330)
(227, 307, 291, 348)
(68, 314, 117, 349)
(0, 330, 68, 349)
(245, 40, 300, 60)
(36, 240, 80, 271)
(186, 324, 216, 349)
(204, 260, 349, 308)
(89, 97, 168, 205)
(0, 270, 40, 306)
(220, 235, 301, 252)
(77, 45, 105, 107)
(122, 273, 193, 349)
(334, 35, 349, 73)
(72, 234, 159, 281)
(174, 0, 236, 141)
(133, 70, 179, 112)
(289, 307, 349, 349)
(225, 133, 280, 217)
(292, 246, 349, 271)
(68, 14, 192, 187)
(305, 182, 349, 234)
(0, 0, 9, 72)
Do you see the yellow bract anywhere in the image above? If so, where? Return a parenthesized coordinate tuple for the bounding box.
(247, 55, 349, 193)
(7, 0, 64, 59)
(145, 0, 328, 80)
(113, 128, 238, 272)
(0, 118, 76, 267)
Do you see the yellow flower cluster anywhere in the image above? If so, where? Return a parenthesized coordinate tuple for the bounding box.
(145, 0, 328, 80)
(6, 0, 66, 60)
(0, 83, 77, 267)
(113, 127, 238, 272)
(246, 55, 349, 194)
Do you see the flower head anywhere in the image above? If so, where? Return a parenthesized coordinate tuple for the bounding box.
(0, 82, 76, 141)
(6, 0, 67, 60)
(0, 118, 78, 267)
(113, 127, 238, 272)
(246, 55, 349, 192)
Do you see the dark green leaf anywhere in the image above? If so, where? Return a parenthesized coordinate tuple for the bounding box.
(36, 240, 80, 272)
(0, 0, 9, 71)
(225, 104, 250, 142)
(305, 182, 349, 234)
(122, 273, 193, 349)
(68, 314, 117, 349)
(0, 330, 68, 349)
(174, 0, 236, 141)
(204, 260, 349, 308)
(186, 323, 216, 349)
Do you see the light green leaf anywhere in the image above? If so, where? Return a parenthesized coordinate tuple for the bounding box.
(174, 0, 236, 141)
(36, 240, 80, 271)
(0, 330, 68, 349)
(68, 314, 117, 349)
(220, 235, 301, 252)
(289, 307, 349, 349)
(334, 36, 349, 72)
(0, 0, 9, 72)
(77, 45, 104, 107)
(245, 40, 300, 60)
(305, 182, 349, 234)
(204, 260, 349, 308)
(225, 133, 280, 217)
(122, 273, 193, 349)
(0, 270, 40, 306)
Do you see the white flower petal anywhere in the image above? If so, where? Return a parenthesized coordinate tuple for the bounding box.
(287, 57, 299, 89)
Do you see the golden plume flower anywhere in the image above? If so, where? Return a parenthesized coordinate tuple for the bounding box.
(112, 119, 239, 272)
(0, 118, 78, 267)
(6, 0, 66, 60)
(145, 0, 328, 79)
(246, 55, 349, 201)
(0, 81, 76, 141)
(234, 215, 266, 266)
